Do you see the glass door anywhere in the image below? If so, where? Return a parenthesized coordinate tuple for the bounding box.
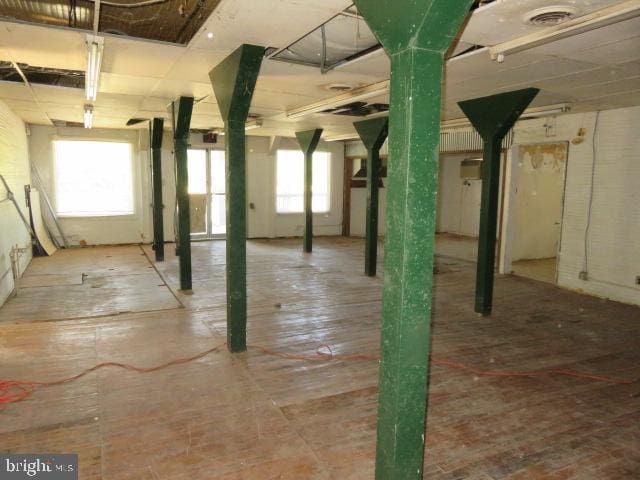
(187, 148, 226, 239)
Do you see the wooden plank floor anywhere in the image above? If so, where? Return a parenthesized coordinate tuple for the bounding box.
(1, 237, 639, 479)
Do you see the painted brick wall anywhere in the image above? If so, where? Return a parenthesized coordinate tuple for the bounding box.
(0, 100, 32, 306)
(513, 106, 640, 307)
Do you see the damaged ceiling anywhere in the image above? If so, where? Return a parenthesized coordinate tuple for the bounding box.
(0, 0, 222, 44)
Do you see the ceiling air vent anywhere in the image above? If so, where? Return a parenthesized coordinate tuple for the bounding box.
(524, 6, 578, 26)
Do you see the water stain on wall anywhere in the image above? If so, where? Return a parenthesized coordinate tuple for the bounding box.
(519, 143, 567, 172)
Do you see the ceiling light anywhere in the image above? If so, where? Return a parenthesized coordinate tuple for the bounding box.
(324, 133, 360, 142)
(491, 0, 640, 61)
(286, 80, 389, 119)
(443, 103, 571, 130)
(245, 119, 263, 131)
(85, 34, 104, 101)
(206, 31, 214, 39)
(84, 105, 94, 129)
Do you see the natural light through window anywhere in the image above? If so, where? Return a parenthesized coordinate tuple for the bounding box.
(54, 140, 134, 217)
(276, 150, 330, 213)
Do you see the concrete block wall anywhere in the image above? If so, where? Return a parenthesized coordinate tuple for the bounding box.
(512, 106, 640, 306)
(0, 100, 32, 306)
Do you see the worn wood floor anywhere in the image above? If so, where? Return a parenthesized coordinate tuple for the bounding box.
(0, 237, 639, 479)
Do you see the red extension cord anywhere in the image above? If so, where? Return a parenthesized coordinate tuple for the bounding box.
(1, 343, 636, 409)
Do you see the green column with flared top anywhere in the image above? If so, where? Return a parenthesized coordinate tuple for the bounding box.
(295, 129, 323, 253)
(354, 117, 388, 277)
(209, 44, 265, 353)
(170, 97, 194, 290)
(352, 1, 474, 478)
(150, 117, 165, 262)
(458, 88, 539, 316)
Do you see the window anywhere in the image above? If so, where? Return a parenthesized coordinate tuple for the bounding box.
(276, 150, 330, 213)
(54, 140, 134, 217)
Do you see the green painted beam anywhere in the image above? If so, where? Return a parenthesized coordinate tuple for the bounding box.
(354, 117, 388, 277)
(150, 117, 165, 262)
(353, 1, 474, 478)
(458, 88, 539, 316)
(295, 129, 323, 253)
(170, 96, 194, 291)
(210, 44, 265, 353)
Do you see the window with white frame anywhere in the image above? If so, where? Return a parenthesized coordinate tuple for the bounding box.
(53, 140, 134, 217)
(276, 150, 330, 213)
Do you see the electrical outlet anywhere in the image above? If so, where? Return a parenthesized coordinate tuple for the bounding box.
(579, 271, 589, 281)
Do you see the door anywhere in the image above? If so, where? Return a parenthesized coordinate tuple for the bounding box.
(187, 148, 226, 239)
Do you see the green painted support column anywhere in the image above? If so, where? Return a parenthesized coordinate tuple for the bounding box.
(295, 129, 323, 253)
(209, 44, 265, 353)
(458, 88, 539, 316)
(353, 1, 473, 478)
(170, 96, 194, 291)
(150, 117, 165, 262)
(354, 117, 388, 277)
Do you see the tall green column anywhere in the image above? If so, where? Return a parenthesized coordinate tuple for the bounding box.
(170, 97, 194, 291)
(458, 88, 539, 316)
(209, 44, 265, 353)
(353, 1, 473, 478)
(295, 129, 323, 253)
(150, 117, 165, 262)
(354, 117, 388, 277)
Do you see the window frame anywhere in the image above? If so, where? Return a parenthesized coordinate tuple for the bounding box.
(275, 149, 332, 215)
(52, 138, 137, 219)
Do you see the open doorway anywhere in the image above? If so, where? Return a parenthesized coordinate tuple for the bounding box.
(187, 149, 226, 239)
(508, 142, 568, 284)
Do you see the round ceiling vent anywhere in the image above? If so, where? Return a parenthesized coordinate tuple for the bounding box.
(326, 83, 354, 92)
(524, 6, 578, 26)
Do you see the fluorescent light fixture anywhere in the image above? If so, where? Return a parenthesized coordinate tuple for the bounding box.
(324, 133, 360, 142)
(245, 119, 263, 131)
(490, 0, 640, 62)
(84, 105, 94, 129)
(85, 34, 104, 101)
(286, 80, 389, 119)
(442, 104, 571, 130)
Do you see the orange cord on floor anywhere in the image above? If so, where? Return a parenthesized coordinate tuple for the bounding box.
(0, 342, 636, 409)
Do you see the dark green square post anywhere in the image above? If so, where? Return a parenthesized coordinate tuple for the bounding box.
(353, 0, 474, 478)
(209, 44, 265, 353)
(295, 129, 323, 253)
(170, 97, 194, 290)
(354, 117, 388, 276)
(150, 117, 165, 262)
(458, 88, 539, 316)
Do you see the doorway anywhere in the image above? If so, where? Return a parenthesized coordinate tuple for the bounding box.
(508, 142, 568, 284)
(187, 148, 226, 239)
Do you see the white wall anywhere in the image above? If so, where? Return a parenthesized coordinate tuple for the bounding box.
(436, 154, 481, 237)
(348, 153, 481, 238)
(507, 106, 640, 306)
(160, 133, 345, 240)
(0, 100, 32, 306)
(28, 126, 151, 246)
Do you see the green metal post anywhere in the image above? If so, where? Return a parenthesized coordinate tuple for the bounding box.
(353, 1, 473, 478)
(170, 97, 194, 291)
(209, 44, 265, 353)
(150, 117, 165, 262)
(458, 88, 539, 316)
(295, 129, 323, 253)
(354, 117, 388, 276)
